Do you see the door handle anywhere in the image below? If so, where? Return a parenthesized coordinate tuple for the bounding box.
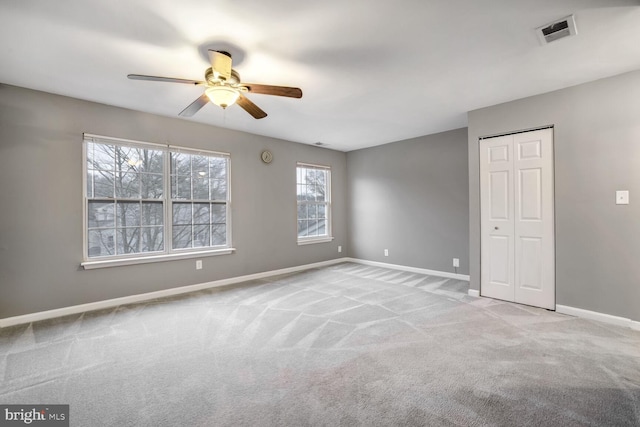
(494, 226, 499, 230)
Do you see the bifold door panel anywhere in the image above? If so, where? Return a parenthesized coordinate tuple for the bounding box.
(480, 129, 555, 310)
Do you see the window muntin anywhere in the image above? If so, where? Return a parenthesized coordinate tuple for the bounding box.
(296, 164, 331, 241)
(170, 152, 228, 250)
(86, 142, 165, 257)
(84, 135, 230, 261)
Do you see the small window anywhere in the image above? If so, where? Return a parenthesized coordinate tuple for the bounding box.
(296, 163, 332, 244)
(84, 135, 231, 262)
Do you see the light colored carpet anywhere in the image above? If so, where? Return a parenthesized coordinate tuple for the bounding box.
(1, 262, 639, 426)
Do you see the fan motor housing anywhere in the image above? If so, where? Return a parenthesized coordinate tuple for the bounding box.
(205, 67, 240, 85)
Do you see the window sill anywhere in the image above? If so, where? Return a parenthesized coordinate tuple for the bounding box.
(297, 237, 334, 246)
(81, 248, 236, 270)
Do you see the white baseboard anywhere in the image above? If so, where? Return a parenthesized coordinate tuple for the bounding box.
(0, 257, 350, 328)
(7, 256, 637, 332)
(0, 257, 471, 328)
(556, 304, 639, 330)
(345, 258, 470, 281)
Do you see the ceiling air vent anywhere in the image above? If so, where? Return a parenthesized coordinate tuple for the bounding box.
(536, 15, 577, 45)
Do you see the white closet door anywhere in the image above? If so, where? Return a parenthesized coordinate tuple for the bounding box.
(480, 135, 515, 302)
(480, 128, 555, 310)
(513, 129, 555, 309)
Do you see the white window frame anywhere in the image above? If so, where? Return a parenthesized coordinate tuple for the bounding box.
(296, 162, 333, 245)
(169, 146, 231, 253)
(81, 134, 234, 269)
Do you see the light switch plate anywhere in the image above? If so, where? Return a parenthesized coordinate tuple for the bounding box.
(616, 190, 629, 205)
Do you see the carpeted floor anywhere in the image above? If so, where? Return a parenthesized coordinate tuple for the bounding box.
(1, 262, 639, 426)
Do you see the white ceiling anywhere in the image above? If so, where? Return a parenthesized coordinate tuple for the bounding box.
(1, 0, 639, 151)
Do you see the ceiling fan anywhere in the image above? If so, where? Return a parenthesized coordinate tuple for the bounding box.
(127, 50, 302, 119)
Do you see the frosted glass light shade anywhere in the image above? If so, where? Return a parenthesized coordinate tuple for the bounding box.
(205, 86, 239, 109)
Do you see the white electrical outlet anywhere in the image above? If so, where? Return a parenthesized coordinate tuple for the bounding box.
(616, 190, 629, 205)
(384, 249, 389, 257)
(196, 260, 203, 270)
(338, 245, 342, 253)
(453, 258, 460, 268)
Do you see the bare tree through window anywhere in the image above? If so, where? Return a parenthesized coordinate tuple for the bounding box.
(171, 152, 228, 250)
(296, 165, 330, 239)
(87, 142, 164, 257)
(85, 137, 229, 259)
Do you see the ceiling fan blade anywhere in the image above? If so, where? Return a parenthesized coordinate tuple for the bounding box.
(127, 74, 204, 85)
(242, 83, 302, 98)
(237, 93, 267, 119)
(208, 50, 232, 81)
(179, 94, 210, 117)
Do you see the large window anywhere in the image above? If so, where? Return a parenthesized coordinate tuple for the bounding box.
(296, 163, 332, 244)
(84, 134, 231, 265)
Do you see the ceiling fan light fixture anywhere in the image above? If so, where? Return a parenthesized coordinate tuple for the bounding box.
(129, 49, 301, 119)
(205, 86, 239, 109)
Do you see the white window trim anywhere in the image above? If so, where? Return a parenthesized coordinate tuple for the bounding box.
(296, 162, 332, 244)
(82, 133, 233, 269)
(297, 236, 334, 246)
(81, 247, 236, 270)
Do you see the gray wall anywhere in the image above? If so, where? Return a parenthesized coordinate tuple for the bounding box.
(347, 128, 469, 275)
(0, 84, 347, 318)
(468, 70, 640, 322)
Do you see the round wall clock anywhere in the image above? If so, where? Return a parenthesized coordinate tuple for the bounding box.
(261, 150, 273, 164)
